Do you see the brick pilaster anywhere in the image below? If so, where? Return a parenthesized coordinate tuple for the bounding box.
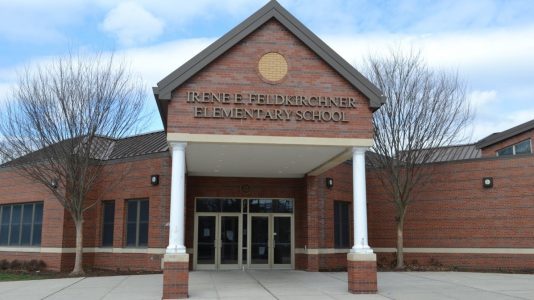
(347, 253, 377, 294)
(163, 254, 189, 299)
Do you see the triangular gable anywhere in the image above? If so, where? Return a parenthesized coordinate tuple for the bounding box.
(153, 0, 385, 110)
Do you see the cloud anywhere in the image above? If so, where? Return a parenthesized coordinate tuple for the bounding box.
(121, 38, 214, 86)
(100, 2, 164, 46)
(472, 108, 534, 141)
(468, 90, 498, 111)
(0, 37, 214, 131)
(0, 0, 534, 140)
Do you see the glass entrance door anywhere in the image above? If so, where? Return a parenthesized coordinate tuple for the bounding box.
(250, 215, 269, 267)
(248, 214, 292, 269)
(195, 213, 241, 270)
(219, 215, 240, 269)
(273, 216, 292, 267)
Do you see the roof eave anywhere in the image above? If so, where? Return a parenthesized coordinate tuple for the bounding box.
(153, 87, 168, 131)
(476, 119, 534, 149)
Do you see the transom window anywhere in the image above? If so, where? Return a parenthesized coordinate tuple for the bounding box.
(496, 139, 532, 157)
(195, 198, 293, 213)
(0, 202, 43, 246)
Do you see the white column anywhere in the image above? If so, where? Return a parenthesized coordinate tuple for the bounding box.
(166, 142, 187, 254)
(351, 147, 373, 254)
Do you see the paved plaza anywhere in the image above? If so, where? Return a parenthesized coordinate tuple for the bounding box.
(0, 270, 532, 299)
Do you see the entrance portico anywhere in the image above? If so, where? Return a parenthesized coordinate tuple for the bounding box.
(155, 1, 384, 298)
(162, 135, 376, 298)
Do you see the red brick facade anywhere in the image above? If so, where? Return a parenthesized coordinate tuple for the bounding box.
(0, 153, 171, 272)
(3, 150, 534, 273)
(367, 154, 534, 271)
(166, 19, 374, 140)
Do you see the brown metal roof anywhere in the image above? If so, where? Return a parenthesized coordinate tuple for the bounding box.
(1, 131, 168, 168)
(108, 131, 168, 160)
(476, 119, 534, 149)
(423, 144, 481, 163)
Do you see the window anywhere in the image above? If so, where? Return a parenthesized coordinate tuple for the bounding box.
(0, 202, 43, 246)
(101, 201, 115, 247)
(497, 139, 532, 156)
(334, 201, 350, 248)
(126, 199, 148, 247)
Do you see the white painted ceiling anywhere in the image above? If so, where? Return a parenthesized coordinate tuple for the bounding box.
(186, 143, 347, 178)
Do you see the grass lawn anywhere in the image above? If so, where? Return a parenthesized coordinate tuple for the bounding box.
(0, 272, 51, 281)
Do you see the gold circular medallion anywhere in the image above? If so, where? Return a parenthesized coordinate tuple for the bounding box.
(258, 52, 288, 83)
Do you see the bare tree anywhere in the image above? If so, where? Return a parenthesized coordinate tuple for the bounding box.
(0, 53, 146, 275)
(364, 48, 472, 269)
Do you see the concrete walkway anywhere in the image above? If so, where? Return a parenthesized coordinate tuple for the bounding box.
(0, 271, 532, 299)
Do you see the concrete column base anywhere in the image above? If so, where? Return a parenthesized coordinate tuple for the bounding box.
(163, 253, 189, 299)
(347, 253, 377, 294)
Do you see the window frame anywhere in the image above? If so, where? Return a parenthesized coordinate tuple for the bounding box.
(0, 202, 43, 247)
(333, 200, 350, 249)
(496, 139, 532, 157)
(125, 199, 149, 248)
(101, 200, 115, 247)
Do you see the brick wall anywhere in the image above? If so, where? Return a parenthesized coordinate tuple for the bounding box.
(300, 163, 354, 271)
(166, 19, 374, 139)
(81, 154, 171, 271)
(0, 167, 68, 270)
(0, 153, 171, 272)
(481, 129, 534, 157)
(367, 154, 534, 271)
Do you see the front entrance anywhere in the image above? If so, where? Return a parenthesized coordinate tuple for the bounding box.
(194, 198, 293, 270)
(249, 214, 292, 269)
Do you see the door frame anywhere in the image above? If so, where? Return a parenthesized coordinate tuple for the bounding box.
(193, 212, 242, 270)
(193, 197, 295, 271)
(247, 213, 294, 269)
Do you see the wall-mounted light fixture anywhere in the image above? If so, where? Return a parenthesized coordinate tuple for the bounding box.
(326, 177, 334, 189)
(482, 177, 493, 188)
(151, 175, 159, 186)
(50, 179, 58, 189)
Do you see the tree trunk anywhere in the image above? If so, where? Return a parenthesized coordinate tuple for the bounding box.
(70, 218, 85, 276)
(395, 212, 405, 269)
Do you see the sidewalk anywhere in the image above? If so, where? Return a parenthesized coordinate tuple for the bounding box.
(0, 271, 532, 299)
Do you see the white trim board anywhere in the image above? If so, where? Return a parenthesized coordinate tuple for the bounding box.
(295, 248, 534, 255)
(167, 133, 374, 147)
(0, 247, 166, 254)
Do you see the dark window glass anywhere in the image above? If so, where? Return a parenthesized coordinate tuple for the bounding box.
(139, 200, 149, 246)
(515, 140, 531, 155)
(126, 199, 149, 247)
(0, 203, 42, 246)
(334, 201, 350, 248)
(497, 146, 513, 156)
(101, 201, 115, 247)
(196, 198, 221, 212)
(221, 199, 241, 212)
(249, 199, 273, 212)
(249, 199, 293, 213)
(9, 205, 22, 245)
(273, 199, 293, 213)
(0, 207, 10, 245)
(20, 204, 33, 246)
(32, 203, 43, 246)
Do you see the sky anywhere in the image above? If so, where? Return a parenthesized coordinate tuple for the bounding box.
(0, 0, 533, 142)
